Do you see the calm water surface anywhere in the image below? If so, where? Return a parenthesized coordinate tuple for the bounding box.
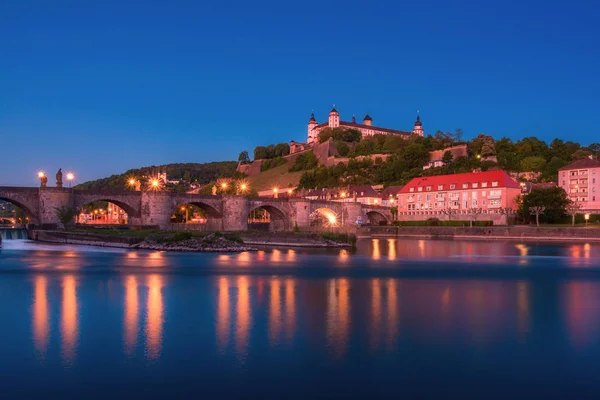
(2, 238, 600, 398)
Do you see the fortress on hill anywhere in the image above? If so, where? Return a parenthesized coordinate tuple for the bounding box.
(306, 106, 424, 144)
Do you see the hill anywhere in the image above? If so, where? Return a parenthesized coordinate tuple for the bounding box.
(76, 162, 238, 191)
(247, 159, 305, 192)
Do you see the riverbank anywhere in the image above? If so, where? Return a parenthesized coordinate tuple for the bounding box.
(368, 225, 600, 242)
(28, 229, 355, 251)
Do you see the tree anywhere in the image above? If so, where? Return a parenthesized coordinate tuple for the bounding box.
(566, 202, 582, 226)
(468, 207, 483, 227)
(529, 206, 545, 227)
(589, 143, 600, 156)
(275, 143, 290, 157)
(520, 156, 546, 172)
(335, 141, 349, 157)
(442, 150, 454, 164)
(520, 187, 569, 224)
(442, 207, 457, 221)
(238, 151, 250, 164)
(390, 206, 398, 222)
(55, 206, 76, 229)
(453, 128, 464, 143)
(254, 146, 269, 160)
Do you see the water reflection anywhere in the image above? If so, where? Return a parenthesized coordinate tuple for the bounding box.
(235, 276, 251, 358)
(124, 276, 139, 356)
(32, 276, 49, 358)
(359, 238, 600, 264)
(145, 275, 164, 360)
(61, 275, 78, 364)
(564, 281, 600, 348)
(217, 277, 230, 352)
(327, 279, 350, 358)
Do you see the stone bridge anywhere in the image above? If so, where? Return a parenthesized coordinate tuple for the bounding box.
(0, 186, 391, 231)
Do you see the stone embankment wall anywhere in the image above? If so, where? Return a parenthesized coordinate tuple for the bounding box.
(30, 230, 142, 247)
(369, 226, 600, 241)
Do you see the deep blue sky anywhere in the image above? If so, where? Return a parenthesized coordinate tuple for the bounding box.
(1, 0, 599, 185)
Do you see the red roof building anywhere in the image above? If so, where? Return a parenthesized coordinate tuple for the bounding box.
(397, 170, 521, 218)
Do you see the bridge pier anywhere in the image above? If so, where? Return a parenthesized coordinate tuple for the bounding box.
(140, 192, 172, 229)
(39, 188, 73, 226)
(222, 196, 250, 231)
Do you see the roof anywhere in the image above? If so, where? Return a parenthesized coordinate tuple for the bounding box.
(381, 185, 404, 197)
(309, 113, 316, 122)
(339, 121, 412, 136)
(330, 106, 338, 114)
(363, 114, 372, 121)
(306, 185, 379, 199)
(399, 170, 521, 194)
(414, 115, 422, 127)
(559, 157, 600, 171)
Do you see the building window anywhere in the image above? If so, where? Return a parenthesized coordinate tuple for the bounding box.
(562, 181, 566, 185)
(492, 181, 499, 187)
(462, 183, 468, 189)
(562, 172, 566, 177)
(418, 187, 423, 192)
(482, 200, 486, 206)
(594, 187, 596, 192)
(450, 184, 456, 190)
(426, 186, 431, 191)
(438, 185, 444, 190)
(409, 188, 414, 193)
(473, 183, 478, 188)
(594, 196, 596, 201)
(594, 178, 596, 184)
(426, 194, 431, 201)
(482, 182, 488, 188)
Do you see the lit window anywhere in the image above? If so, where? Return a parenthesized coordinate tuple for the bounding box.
(426, 186, 431, 191)
(409, 188, 414, 192)
(418, 187, 423, 192)
(438, 185, 443, 190)
(482, 182, 488, 188)
(462, 183, 468, 189)
(492, 181, 499, 187)
(472, 183, 478, 188)
(450, 184, 456, 190)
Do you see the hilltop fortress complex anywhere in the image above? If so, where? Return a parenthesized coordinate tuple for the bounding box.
(306, 106, 424, 145)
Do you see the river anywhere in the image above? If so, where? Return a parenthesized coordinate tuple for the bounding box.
(2, 238, 600, 398)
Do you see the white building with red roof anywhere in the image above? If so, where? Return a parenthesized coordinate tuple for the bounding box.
(397, 170, 522, 222)
(558, 156, 600, 213)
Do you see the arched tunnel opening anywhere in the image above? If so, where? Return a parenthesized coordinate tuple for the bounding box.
(76, 200, 131, 226)
(248, 206, 288, 231)
(171, 202, 222, 231)
(0, 199, 33, 227)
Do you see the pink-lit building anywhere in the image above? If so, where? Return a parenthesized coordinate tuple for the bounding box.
(397, 170, 522, 221)
(306, 107, 424, 144)
(558, 157, 600, 213)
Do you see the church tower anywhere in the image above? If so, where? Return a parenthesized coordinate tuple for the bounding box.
(307, 113, 318, 143)
(328, 105, 340, 128)
(363, 114, 373, 126)
(412, 112, 424, 136)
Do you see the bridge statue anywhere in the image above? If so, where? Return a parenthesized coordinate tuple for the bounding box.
(40, 175, 47, 188)
(212, 185, 217, 196)
(56, 169, 63, 188)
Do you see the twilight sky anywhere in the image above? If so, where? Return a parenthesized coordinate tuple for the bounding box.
(1, 0, 599, 186)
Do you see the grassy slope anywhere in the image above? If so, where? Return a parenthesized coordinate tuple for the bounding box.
(249, 160, 304, 192)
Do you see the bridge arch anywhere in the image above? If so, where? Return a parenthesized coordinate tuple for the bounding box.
(0, 194, 39, 225)
(248, 203, 290, 231)
(366, 210, 389, 226)
(73, 192, 141, 220)
(310, 207, 341, 228)
(171, 200, 223, 231)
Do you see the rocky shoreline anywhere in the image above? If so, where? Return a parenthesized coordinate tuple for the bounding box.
(29, 230, 355, 252)
(131, 233, 256, 252)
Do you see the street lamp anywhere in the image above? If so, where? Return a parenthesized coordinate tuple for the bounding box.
(585, 213, 590, 226)
(273, 187, 279, 199)
(66, 172, 75, 188)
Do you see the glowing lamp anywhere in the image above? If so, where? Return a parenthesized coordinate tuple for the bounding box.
(66, 172, 75, 181)
(328, 215, 337, 224)
(37, 171, 45, 178)
(273, 188, 278, 193)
